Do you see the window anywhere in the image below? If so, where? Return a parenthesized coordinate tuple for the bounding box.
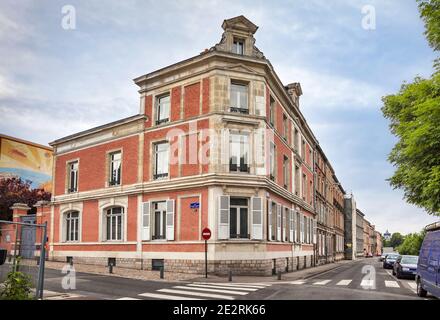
(152, 201, 167, 240)
(296, 212, 301, 242)
(309, 180, 313, 205)
(294, 165, 300, 196)
(106, 207, 123, 241)
(65, 211, 79, 242)
(156, 94, 170, 125)
(233, 38, 244, 55)
(154, 142, 169, 180)
(302, 173, 307, 200)
(284, 207, 289, 242)
(301, 139, 306, 160)
(283, 114, 288, 141)
(269, 96, 275, 126)
(229, 198, 249, 239)
(229, 133, 249, 173)
(294, 128, 299, 152)
(109, 151, 121, 186)
(67, 161, 78, 193)
(283, 156, 289, 189)
(269, 143, 276, 181)
(271, 202, 277, 240)
(230, 83, 248, 113)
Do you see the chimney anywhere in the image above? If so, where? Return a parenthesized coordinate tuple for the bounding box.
(285, 83, 303, 108)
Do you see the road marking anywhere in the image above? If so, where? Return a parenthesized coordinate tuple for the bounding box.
(407, 282, 417, 290)
(198, 283, 267, 289)
(385, 281, 400, 288)
(313, 280, 331, 285)
(360, 279, 374, 288)
(159, 289, 235, 300)
(172, 285, 248, 295)
(117, 297, 141, 300)
(289, 280, 306, 285)
(187, 284, 258, 291)
(336, 280, 352, 286)
(138, 292, 203, 300)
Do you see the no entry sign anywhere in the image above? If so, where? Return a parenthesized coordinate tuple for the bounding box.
(202, 227, 211, 240)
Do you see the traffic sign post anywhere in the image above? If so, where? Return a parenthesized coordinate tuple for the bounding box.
(202, 227, 211, 278)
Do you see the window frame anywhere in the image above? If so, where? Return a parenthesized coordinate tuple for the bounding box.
(230, 81, 249, 114)
(269, 142, 276, 181)
(67, 160, 79, 193)
(108, 151, 122, 187)
(153, 141, 170, 180)
(229, 198, 250, 239)
(283, 155, 289, 189)
(64, 211, 80, 242)
(105, 207, 124, 242)
(152, 201, 167, 240)
(232, 38, 245, 55)
(155, 93, 170, 125)
(269, 96, 276, 126)
(229, 132, 250, 173)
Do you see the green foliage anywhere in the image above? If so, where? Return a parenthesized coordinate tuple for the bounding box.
(418, 0, 440, 51)
(397, 231, 426, 255)
(382, 72, 440, 215)
(388, 232, 405, 248)
(381, 1, 440, 215)
(0, 270, 34, 300)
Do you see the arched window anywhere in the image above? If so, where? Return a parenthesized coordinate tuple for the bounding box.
(106, 207, 123, 241)
(65, 211, 79, 242)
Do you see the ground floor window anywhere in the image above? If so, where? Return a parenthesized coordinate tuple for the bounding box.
(229, 198, 249, 239)
(106, 207, 123, 241)
(65, 211, 79, 242)
(153, 201, 167, 240)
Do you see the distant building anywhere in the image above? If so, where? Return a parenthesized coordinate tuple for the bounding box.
(356, 209, 365, 258)
(343, 193, 357, 260)
(0, 134, 53, 192)
(384, 230, 391, 241)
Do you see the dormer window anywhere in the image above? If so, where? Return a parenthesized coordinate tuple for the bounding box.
(233, 38, 244, 55)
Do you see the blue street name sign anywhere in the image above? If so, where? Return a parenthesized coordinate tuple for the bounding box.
(190, 202, 200, 209)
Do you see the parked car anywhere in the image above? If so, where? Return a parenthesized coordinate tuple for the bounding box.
(379, 253, 388, 262)
(383, 253, 400, 269)
(393, 255, 418, 279)
(416, 222, 440, 298)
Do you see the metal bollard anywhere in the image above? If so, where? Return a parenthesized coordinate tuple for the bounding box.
(277, 271, 282, 280)
(109, 263, 113, 274)
(228, 270, 233, 282)
(160, 266, 164, 279)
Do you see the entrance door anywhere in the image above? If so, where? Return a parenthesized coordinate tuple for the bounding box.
(229, 198, 248, 239)
(20, 215, 36, 259)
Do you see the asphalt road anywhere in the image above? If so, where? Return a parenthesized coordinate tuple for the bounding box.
(1, 259, 437, 300)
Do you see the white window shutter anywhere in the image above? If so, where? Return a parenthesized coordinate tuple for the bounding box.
(268, 200, 273, 241)
(166, 199, 175, 241)
(300, 214, 304, 243)
(251, 197, 263, 240)
(142, 202, 151, 241)
(219, 195, 230, 240)
(276, 204, 281, 241)
(282, 207, 287, 242)
(255, 96, 266, 117)
(289, 209, 294, 242)
(313, 219, 317, 244)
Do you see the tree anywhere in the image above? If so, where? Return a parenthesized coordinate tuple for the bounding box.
(0, 178, 51, 221)
(381, 0, 440, 216)
(389, 232, 405, 249)
(397, 231, 426, 255)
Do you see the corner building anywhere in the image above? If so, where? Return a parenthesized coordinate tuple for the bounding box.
(45, 16, 321, 275)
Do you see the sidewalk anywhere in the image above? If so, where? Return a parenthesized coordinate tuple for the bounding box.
(191, 259, 356, 284)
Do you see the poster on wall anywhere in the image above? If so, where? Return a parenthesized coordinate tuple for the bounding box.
(0, 134, 53, 192)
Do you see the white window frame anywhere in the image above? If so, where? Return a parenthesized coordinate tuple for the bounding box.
(156, 93, 170, 125)
(64, 211, 80, 242)
(153, 141, 169, 180)
(230, 82, 249, 113)
(152, 201, 167, 240)
(105, 207, 124, 241)
(229, 132, 250, 173)
(67, 161, 78, 193)
(233, 38, 244, 55)
(109, 151, 122, 186)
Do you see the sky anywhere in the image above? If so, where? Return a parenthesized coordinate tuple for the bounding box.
(0, 0, 438, 234)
